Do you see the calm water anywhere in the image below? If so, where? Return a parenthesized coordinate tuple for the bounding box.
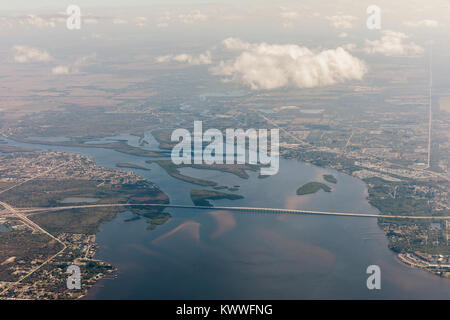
(3, 134, 450, 299)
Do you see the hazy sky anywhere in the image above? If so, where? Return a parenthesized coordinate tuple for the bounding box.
(1, 0, 449, 96)
(1, 0, 262, 11)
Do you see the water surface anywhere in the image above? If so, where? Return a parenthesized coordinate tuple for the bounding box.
(4, 134, 450, 299)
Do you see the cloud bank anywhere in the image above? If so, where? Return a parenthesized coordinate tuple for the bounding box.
(364, 30, 424, 56)
(403, 19, 440, 28)
(178, 10, 207, 24)
(326, 15, 358, 29)
(156, 51, 212, 65)
(211, 38, 367, 90)
(52, 54, 96, 75)
(12, 45, 52, 63)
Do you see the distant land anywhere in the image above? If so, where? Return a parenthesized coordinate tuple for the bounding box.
(148, 160, 259, 187)
(9, 136, 165, 158)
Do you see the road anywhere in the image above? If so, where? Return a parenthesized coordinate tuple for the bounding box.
(343, 130, 354, 155)
(252, 109, 311, 148)
(15, 202, 450, 220)
(0, 163, 66, 196)
(0, 201, 67, 297)
(0, 201, 64, 242)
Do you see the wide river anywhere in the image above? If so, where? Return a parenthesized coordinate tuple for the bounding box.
(4, 134, 450, 299)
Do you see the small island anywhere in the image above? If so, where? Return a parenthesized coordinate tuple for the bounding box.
(296, 182, 332, 195)
(14, 137, 166, 158)
(146, 214, 171, 230)
(116, 163, 150, 171)
(323, 174, 337, 184)
(190, 189, 244, 206)
(148, 160, 260, 187)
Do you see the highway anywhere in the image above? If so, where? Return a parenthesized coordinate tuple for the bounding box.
(15, 202, 450, 220)
(0, 201, 67, 297)
(0, 201, 64, 242)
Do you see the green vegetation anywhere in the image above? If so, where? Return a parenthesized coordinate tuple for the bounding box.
(323, 174, 337, 184)
(146, 214, 171, 230)
(31, 208, 117, 234)
(182, 163, 258, 179)
(0, 178, 170, 234)
(15, 137, 165, 158)
(149, 160, 217, 186)
(96, 141, 164, 157)
(149, 160, 259, 186)
(0, 231, 63, 281)
(190, 189, 244, 206)
(285, 149, 362, 175)
(122, 213, 170, 230)
(124, 215, 141, 222)
(364, 177, 433, 216)
(379, 219, 450, 255)
(213, 186, 228, 190)
(116, 163, 150, 171)
(296, 182, 332, 195)
(152, 129, 176, 149)
(364, 177, 450, 255)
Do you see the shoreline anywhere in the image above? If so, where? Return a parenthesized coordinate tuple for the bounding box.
(2, 134, 448, 292)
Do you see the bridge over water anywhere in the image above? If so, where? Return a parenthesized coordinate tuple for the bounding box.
(15, 203, 450, 220)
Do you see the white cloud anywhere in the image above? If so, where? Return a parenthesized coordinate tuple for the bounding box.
(326, 15, 358, 29)
(12, 45, 52, 63)
(155, 11, 171, 28)
(155, 51, 212, 65)
(18, 14, 56, 28)
(178, 10, 207, 24)
(280, 10, 300, 28)
(174, 52, 212, 65)
(278, 5, 311, 28)
(51, 65, 70, 75)
(364, 30, 424, 56)
(135, 17, 148, 27)
(403, 19, 440, 28)
(342, 43, 357, 51)
(153, 10, 207, 28)
(155, 55, 173, 63)
(2, 14, 65, 29)
(0, 17, 13, 28)
(211, 38, 367, 90)
(113, 18, 128, 25)
(221, 37, 252, 51)
(52, 54, 96, 75)
(84, 18, 99, 25)
(338, 32, 348, 38)
(280, 11, 300, 20)
(90, 33, 103, 39)
(1, 13, 102, 29)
